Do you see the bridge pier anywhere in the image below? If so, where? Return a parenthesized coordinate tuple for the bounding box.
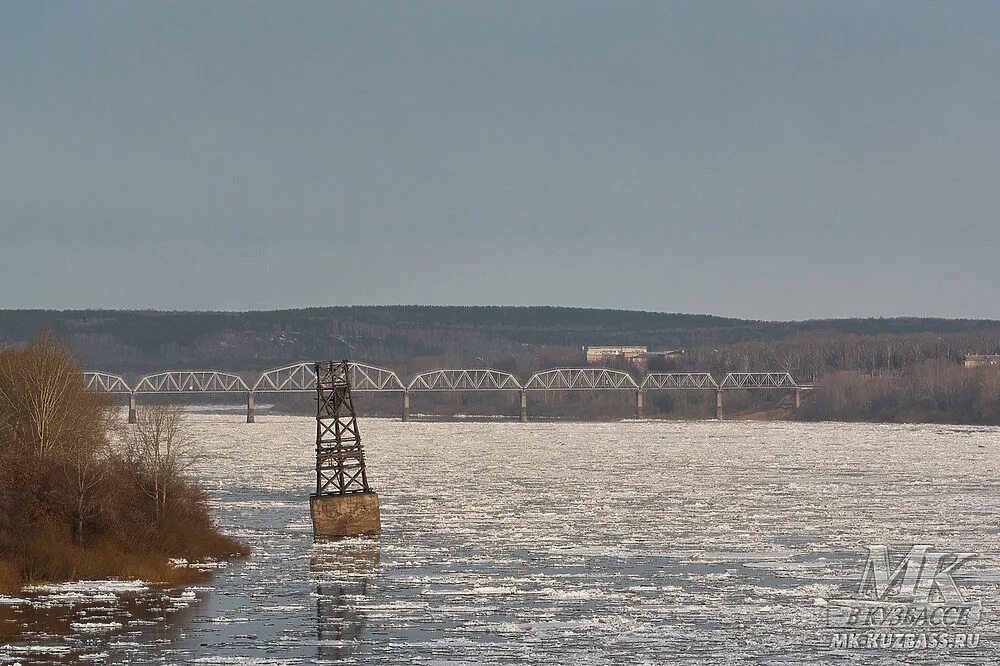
(715, 389, 723, 420)
(793, 388, 801, 410)
(246, 391, 255, 423)
(128, 393, 137, 424)
(519, 390, 528, 422)
(401, 391, 410, 422)
(635, 389, 644, 419)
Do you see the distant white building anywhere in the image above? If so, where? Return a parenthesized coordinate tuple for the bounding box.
(584, 345, 648, 364)
(964, 354, 1000, 368)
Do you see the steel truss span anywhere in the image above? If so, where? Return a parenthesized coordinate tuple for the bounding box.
(253, 362, 404, 393)
(85, 366, 806, 394)
(83, 372, 131, 393)
(408, 369, 522, 391)
(720, 372, 798, 389)
(83, 364, 809, 423)
(134, 370, 250, 393)
(641, 372, 718, 390)
(524, 368, 639, 391)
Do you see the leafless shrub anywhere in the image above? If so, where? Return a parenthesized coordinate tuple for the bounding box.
(119, 405, 204, 526)
(0, 333, 246, 590)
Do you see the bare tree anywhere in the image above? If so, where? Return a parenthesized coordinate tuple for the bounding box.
(62, 430, 108, 545)
(0, 332, 84, 457)
(0, 334, 114, 544)
(120, 405, 202, 526)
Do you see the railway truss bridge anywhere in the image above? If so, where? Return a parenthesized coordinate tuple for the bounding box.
(84, 364, 813, 424)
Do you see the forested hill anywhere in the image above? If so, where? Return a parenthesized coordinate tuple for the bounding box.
(0, 306, 997, 374)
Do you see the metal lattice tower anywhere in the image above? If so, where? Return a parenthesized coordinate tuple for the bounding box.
(314, 360, 372, 496)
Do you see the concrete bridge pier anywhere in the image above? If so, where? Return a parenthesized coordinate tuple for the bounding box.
(401, 391, 410, 422)
(635, 390, 644, 419)
(246, 391, 255, 423)
(519, 390, 528, 422)
(715, 389, 724, 420)
(128, 393, 137, 424)
(793, 388, 801, 410)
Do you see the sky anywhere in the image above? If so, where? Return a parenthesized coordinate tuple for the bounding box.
(1, 1, 998, 320)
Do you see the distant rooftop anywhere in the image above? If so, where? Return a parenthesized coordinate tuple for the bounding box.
(963, 354, 1000, 367)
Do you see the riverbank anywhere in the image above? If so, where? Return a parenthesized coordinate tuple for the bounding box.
(0, 336, 249, 596)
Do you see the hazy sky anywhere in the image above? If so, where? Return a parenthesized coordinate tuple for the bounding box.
(2, 1, 998, 319)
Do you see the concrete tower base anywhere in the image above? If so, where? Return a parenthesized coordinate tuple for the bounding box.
(311, 492, 381, 538)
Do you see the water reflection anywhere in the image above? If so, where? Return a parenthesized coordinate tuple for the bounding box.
(312, 538, 380, 661)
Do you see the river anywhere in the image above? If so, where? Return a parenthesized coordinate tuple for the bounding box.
(2, 414, 1000, 664)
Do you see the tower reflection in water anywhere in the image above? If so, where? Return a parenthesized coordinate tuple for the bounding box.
(311, 538, 380, 661)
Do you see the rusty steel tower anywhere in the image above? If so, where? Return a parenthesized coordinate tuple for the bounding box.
(310, 360, 381, 537)
(314, 360, 371, 494)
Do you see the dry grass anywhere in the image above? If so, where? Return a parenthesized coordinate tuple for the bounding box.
(0, 560, 21, 595)
(8, 526, 248, 590)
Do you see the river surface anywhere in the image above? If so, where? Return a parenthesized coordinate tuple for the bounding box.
(2, 414, 1000, 664)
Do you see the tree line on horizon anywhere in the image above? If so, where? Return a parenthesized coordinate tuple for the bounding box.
(2, 310, 1000, 425)
(0, 307, 998, 375)
(656, 329, 1000, 423)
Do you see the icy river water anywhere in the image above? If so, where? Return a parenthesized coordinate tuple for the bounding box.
(3, 414, 1000, 664)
